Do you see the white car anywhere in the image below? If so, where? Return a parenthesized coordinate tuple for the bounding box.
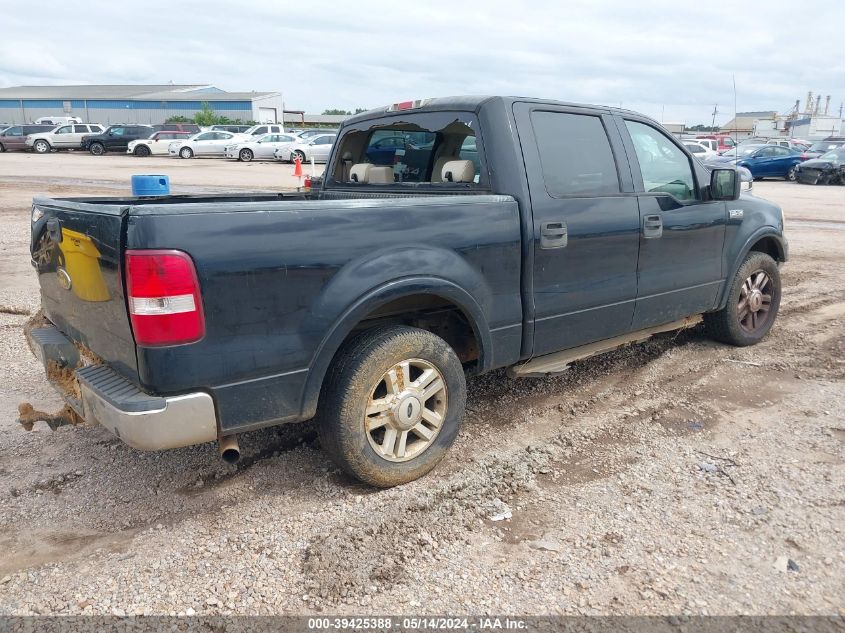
(683, 141, 718, 162)
(224, 133, 298, 162)
(275, 133, 337, 163)
(26, 123, 105, 153)
(168, 131, 237, 158)
(127, 131, 193, 156)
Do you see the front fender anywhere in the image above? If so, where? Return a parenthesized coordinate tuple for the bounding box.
(716, 226, 787, 309)
(299, 270, 493, 420)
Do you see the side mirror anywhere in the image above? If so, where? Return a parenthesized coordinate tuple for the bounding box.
(710, 168, 740, 201)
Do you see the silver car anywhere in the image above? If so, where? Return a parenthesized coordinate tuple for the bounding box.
(224, 133, 298, 162)
(168, 131, 237, 158)
(278, 134, 337, 163)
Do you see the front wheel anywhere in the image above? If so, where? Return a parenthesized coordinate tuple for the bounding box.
(786, 165, 798, 181)
(33, 140, 52, 154)
(316, 325, 466, 487)
(292, 149, 306, 163)
(238, 148, 253, 162)
(704, 251, 781, 346)
(89, 142, 105, 156)
(179, 147, 193, 159)
(134, 145, 151, 157)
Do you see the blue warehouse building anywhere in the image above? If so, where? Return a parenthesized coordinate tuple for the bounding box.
(0, 84, 284, 125)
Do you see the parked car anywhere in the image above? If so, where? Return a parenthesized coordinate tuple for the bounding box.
(34, 116, 82, 126)
(696, 134, 737, 152)
(794, 148, 845, 185)
(168, 131, 237, 158)
(683, 141, 718, 162)
(25, 96, 787, 487)
(80, 125, 155, 155)
(295, 128, 340, 140)
(235, 124, 286, 140)
(766, 138, 810, 151)
(26, 124, 105, 154)
(278, 133, 337, 163)
(689, 138, 718, 152)
(0, 124, 55, 152)
(706, 144, 805, 180)
(209, 124, 252, 134)
(801, 138, 845, 160)
(127, 131, 193, 156)
(153, 123, 201, 134)
(223, 133, 298, 162)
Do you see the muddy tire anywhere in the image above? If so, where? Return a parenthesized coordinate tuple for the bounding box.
(316, 325, 466, 488)
(705, 251, 781, 346)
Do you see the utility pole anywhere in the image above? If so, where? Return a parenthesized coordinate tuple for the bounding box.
(711, 104, 718, 130)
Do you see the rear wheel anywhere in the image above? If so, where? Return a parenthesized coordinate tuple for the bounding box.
(134, 145, 151, 157)
(704, 251, 781, 346)
(179, 146, 193, 159)
(89, 142, 105, 156)
(33, 139, 51, 154)
(786, 165, 798, 181)
(316, 325, 466, 487)
(238, 148, 253, 162)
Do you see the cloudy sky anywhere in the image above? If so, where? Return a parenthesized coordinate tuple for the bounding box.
(1, 0, 843, 125)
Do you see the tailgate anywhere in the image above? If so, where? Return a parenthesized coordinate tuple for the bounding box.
(31, 197, 137, 379)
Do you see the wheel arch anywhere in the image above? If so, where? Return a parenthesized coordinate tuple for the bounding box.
(299, 277, 492, 420)
(716, 228, 787, 309)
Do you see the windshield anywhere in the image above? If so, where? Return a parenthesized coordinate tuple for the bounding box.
(819, 149, 844, 161)
(809, 142, 841, 152)
(329, 112, 483, 186)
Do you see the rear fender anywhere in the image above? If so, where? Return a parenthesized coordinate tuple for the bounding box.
(299, 246, 493, 419)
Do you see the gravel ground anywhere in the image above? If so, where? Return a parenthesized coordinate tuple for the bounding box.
(0, 153, 842, 616)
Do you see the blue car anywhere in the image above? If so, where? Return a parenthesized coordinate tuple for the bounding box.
(707, 144, 804, 181)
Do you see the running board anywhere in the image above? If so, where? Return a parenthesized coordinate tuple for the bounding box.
(508, 315, 703, 378)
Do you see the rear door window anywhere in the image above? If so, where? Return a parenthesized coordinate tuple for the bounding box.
(532, 111, 620, 197)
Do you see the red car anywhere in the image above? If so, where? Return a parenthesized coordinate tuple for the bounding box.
(697, 134, 737, 152)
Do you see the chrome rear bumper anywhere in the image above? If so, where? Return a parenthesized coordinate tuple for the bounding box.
(27, 325, 218, 450)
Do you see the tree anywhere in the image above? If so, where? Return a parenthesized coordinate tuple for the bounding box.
(323, 108, 351, 115)
(193, 102, 217, 127)
(354, 108, 367, 114)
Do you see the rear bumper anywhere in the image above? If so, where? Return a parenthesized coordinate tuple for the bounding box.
(28, 325, 218, 450)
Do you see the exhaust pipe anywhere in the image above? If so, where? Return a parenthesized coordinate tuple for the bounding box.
(218, 434, 240, 464)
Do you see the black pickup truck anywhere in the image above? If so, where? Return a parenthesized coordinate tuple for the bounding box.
(26, 96, 787, 487)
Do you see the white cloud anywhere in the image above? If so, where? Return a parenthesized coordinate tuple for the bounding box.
(1, 0, 843, 124)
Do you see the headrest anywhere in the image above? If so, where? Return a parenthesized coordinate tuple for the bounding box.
(342, 151, 353, 161)
(349, 163, 372, 183)
(368, 166, 394, 184)
(441, 160, 475, 183)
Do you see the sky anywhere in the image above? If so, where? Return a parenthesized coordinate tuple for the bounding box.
(1, 0, 843, 126)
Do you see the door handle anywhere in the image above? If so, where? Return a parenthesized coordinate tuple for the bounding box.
(540, 220, 568, 249)
(643, 214, 663, 239)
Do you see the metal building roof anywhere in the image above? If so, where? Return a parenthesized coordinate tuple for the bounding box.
(0, 85, 278, 101)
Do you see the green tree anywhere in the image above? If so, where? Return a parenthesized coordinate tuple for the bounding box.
(193, 102, 217, 126)
(322, 108, 351, 115)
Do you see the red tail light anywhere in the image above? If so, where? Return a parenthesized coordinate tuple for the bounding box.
(125, 250, 205, 346)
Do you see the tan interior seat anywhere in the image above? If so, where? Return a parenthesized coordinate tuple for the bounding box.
(431, 155, 457, 183)
(349, 163, 372, 183)
(441, 160, 475, 183)
(368, 166, 394, 184)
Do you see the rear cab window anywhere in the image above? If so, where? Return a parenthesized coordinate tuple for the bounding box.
(327, 111, 486, 187)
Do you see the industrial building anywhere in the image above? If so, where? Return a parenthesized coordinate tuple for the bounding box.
(0, 84, 284, 125)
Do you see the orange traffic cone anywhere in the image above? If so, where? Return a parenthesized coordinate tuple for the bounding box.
(293, 155, 303, 177)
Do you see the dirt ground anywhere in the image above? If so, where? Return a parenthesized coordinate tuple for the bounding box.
(0, 152, 842, 616)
